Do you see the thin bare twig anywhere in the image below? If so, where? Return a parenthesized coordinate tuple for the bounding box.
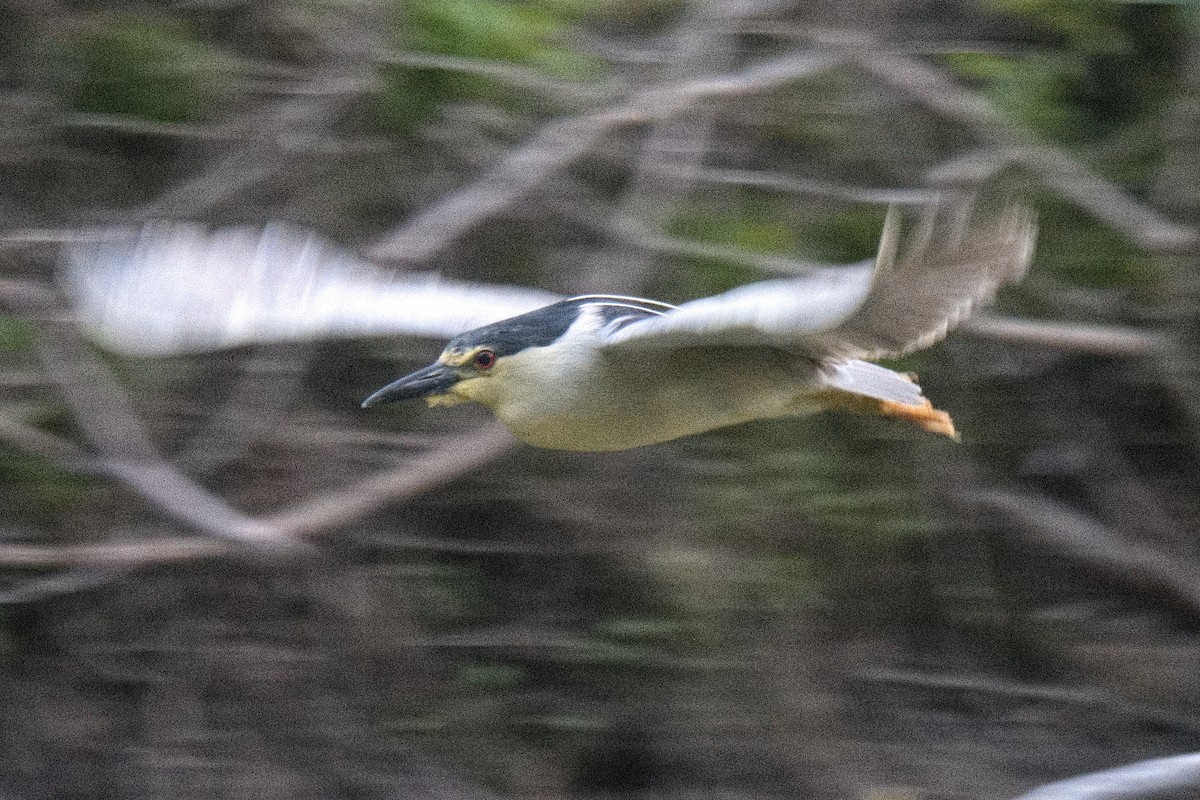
(815, 30, 1198, 252)
(0, 280, 519, 567)
(613, 216, 839, 276)
(585, 0, 735, 291)
(373, 49, 620, 102)
(366, 49, 841, 265)
(858, 667, 1200, 735)
(960, 315, 1167, 356)
(966, 490, 1200, 617)
(62, 113, 239, 142)
(0, 537, 230, 569)
(684, 167, 938, 205)
(263, 422, 516, 539)
(0, 566, 133, 604)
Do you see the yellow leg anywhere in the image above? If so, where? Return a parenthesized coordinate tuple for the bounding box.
(818, 391, 959, 441)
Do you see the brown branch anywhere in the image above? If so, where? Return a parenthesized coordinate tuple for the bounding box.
(816, 30, 1199, 253)
(137, 70, 374, 220)
(0, 280, 518, 568)
(0, 538, 230, 569)
(374, 49, 619, 102)
(263, 422, 517, 539)
(684, 167, 937, 205)
(966, 490, 1200, 617)
(366, 49, 841, 265)
(960, 315, 1167, 356)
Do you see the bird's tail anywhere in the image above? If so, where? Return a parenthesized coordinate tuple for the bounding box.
(818, 360, 958, 439)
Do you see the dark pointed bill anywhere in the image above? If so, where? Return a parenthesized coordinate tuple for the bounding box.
(361, 362, 457, 408)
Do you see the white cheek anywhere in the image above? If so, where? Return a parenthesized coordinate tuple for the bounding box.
(500, 323, 601, 412)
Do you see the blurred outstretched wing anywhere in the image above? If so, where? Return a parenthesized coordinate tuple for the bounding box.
(61, 222, 563, 356)
(602, 201, 1036, 359)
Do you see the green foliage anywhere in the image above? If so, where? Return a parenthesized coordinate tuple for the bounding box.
(374, 0, 604, 133)
(410, 0, 591, 78)
(64, 14, 234, 123)
(800, 207, 889, 263)
(993, 0, 1127, 52)
(0, 448, 95, 520)
(457, 662, 525, 689)
(679, 419, 943, 620)
(958, 1, 1184, 142)
(0, 402, 94, 520)
(592, 616, 686, 643)
(0, 316, 35, 353)
(945, 51, 1084, 139)
(1032, 198, 1159, 289)
(665, 204, 804, 298)
(407, 563, 489, 625)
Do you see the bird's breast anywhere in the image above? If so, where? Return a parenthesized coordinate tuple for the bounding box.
(492, 346, 820, 451)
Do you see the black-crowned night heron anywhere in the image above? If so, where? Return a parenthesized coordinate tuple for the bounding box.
(63, 200, 1035, 451)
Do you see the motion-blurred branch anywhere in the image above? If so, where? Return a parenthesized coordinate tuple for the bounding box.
(613, 215, 838, 276)
(263, 423, 516, 540)
(367, 49, 841, 265)
(684, 167, 938, 205)
(960, 316, 1166, 356)
(858, 667, 1200, 736)
(0, 279, 518, 568)
(375, 49, 620, 102)
(0, 566, 134, 605)
(138, 69, 375, 220)
(812, 30, 1199, 253)
(966, 490, 1200, 617)
(2, 279, 288, 545)
(587, 0, 733, 291)
(62, 113, 239, 142)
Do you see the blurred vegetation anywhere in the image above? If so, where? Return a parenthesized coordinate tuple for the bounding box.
(65, 14, 236, 123)
(2, 1, 1200, 799)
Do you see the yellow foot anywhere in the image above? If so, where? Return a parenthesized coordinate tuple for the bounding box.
(877, 397, 959, 441)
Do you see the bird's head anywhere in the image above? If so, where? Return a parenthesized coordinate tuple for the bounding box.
(360, 300, 581, 412)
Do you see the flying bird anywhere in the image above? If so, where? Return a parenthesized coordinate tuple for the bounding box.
(63, 200, 1035, 451)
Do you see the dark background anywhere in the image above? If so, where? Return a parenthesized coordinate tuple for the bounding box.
(2, 1, 1199, 798)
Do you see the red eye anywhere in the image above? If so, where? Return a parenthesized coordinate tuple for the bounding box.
(473, 350, 496, 370)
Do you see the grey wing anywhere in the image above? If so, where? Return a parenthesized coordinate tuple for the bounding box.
(601, 200, 1035, 360)
(61, 222, 563, 356)
(805, 200, 1036, 359)
(598, 262, 878, 350)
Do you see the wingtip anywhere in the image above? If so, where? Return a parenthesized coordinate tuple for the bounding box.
(873, 204, 903, 274)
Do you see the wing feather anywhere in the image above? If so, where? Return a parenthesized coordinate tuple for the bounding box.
(807, 200, 1036, 359)
(61, 222, 563, 356)
(602, 199, 1035, 359)
(600, 263, 878, 350)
